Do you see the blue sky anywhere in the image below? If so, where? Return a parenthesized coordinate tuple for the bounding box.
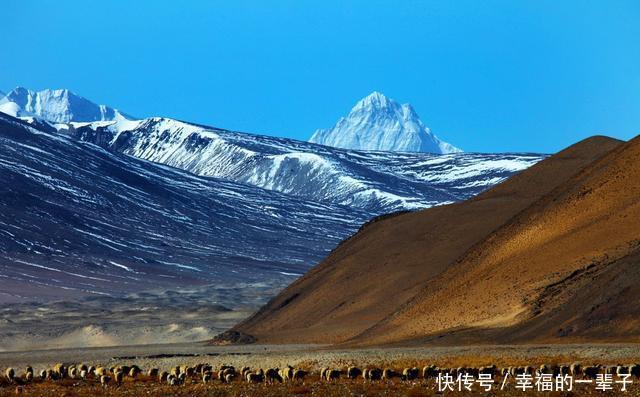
(3, 0, 639, 153)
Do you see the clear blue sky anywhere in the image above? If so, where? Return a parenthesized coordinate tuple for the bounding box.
(3, 0, 639, 153)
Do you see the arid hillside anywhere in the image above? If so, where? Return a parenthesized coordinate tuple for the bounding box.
(230, 135, 640, 346)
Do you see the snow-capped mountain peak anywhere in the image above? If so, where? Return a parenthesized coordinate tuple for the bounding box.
(0, 87, 132, 123)
(310, 91, 461, 154)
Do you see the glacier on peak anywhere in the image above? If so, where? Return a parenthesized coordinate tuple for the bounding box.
(310, 91, 461, 154)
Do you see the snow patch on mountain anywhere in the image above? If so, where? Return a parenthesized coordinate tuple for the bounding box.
(310, 91, 461, 154)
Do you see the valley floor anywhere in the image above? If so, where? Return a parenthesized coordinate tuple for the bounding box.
(3, 342, 640, 396)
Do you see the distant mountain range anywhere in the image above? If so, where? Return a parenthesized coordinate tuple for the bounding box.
(310, 91, 461, 154)
(0, 87, 130, 123)
(0, 87, 544, 302)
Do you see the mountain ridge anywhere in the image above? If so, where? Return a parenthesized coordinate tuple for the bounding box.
(230, 134, 630, 345)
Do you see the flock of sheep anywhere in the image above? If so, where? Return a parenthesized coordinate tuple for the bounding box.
(3, 362, 640, 389)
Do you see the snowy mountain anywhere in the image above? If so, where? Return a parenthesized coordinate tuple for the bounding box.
(0, 112, 369, 303)
(0, 87, 130, 123)
(53, 117, 542, 213)
(0, 88, 546, 302)
(310, 91, 461, 154)
(0, 87, 543, 214)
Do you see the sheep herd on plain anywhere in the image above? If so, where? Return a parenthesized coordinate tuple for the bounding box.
(2, 362, 640, 389)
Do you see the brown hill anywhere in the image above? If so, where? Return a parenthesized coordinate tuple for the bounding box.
(232, 135, 640, 346)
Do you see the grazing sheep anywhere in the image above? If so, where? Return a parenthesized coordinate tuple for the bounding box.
(367, 368, 383, 381)
(326, 369, 340, 381)
(203, 372, 212, 384)
(168, 374, 178, 386)
(224, 373, 236, 383)
(201, 365, 213, 375)
(24, 372, 33, 383)
(148, 368, 159, 378)
(39, 370, 47, 380)
(100, 375, 111, 387)
(5, 368, 15, 381)
(280, 365, 294, 382)
(402, 367, 419, 381)
(53, 363, 66, 378)
(114, 371, 124, 385)
(583, 366, 599, 379)
(422, 365, 438, 379)
(95, 367, 106, 377)
(606, 365, 618, 375)
(247, 372, 264, 383)
(80, 370, 88, 380)
(265, 368, 281, 383)
(320, 367, 329, 381)
(128, 367, 140, 378)
(479, 365, 496, 376)
(159, 371, 169, 383)
(617, 366, 629, 376)
(69, 367, 78, 379)
(347, 366, 361, 379)
(178, 372, 187, 384)
(293, 369, 307, 382)
(241, 367, 251, 377)
(382, 368, 398, 380)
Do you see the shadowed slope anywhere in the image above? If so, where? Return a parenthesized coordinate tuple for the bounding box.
(232, 135, 623, 344)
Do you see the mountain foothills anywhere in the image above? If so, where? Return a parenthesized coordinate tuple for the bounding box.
(310, 91, 461, 154)
(233, 134, 640, 345)
(0, 113, 368, 303)
(0, 87, 543, 304)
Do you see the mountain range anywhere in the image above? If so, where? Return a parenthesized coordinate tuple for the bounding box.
(0, 87, 544, 303)
(310, 91, 461, 154)
(232, 134, 640, 345)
